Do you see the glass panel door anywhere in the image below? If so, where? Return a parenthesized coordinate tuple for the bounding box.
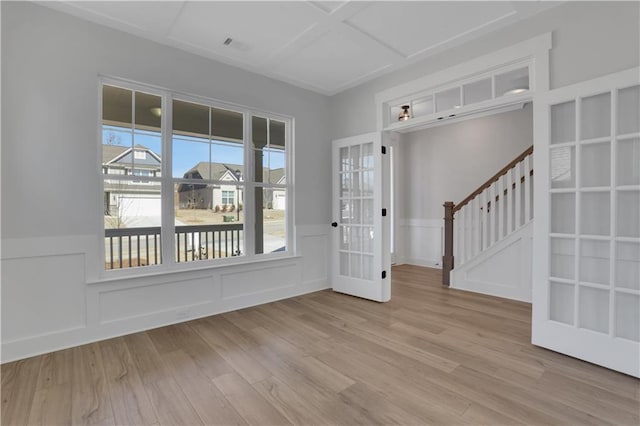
(332, 132, 390, 302)
(533, 68, 640, 378)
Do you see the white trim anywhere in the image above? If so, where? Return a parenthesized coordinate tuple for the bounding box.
(375, 33, 551, 132)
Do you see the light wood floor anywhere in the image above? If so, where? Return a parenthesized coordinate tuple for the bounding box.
(2, 265, 639, 425)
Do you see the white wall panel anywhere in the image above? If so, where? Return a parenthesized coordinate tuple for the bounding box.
(1, 254, 87, 342)
(99, 276, 217, 323)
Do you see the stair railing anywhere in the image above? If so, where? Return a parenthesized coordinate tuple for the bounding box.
(443, 146, 534, 285)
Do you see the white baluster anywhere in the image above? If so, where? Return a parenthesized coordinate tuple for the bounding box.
(482, 189, 488, 250)
(489, 182, 496, 246)
(507, 168, 514, 234)
(498, 174, 505, 241)
(515, 160, 522, 228)
(473, 196, 481, 256)
(458, 208, 465, 265)
(524, 154, 532, 222)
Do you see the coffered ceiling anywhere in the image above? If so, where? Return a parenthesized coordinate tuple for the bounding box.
(42, 1, 560, 95)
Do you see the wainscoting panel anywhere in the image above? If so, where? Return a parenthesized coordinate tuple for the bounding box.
(1, 225, 330, 363)
(1, 253, 87, 343)
(397, 219, 443, 268)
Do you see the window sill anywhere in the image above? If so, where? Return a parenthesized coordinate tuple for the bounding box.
(87, 253, 301, 285)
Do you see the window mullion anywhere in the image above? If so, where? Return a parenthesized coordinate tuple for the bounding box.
(245, 112, 256, 260)
(161, 93, 175, 267)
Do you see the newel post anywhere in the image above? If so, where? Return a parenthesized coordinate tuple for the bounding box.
(443, 201, 455, 286)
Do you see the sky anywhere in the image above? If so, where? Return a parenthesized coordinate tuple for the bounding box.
(103, 125, 285, 177)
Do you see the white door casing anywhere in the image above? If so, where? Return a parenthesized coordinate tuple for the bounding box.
(331, 132, 391, 302)
(532, 67, 640, 378)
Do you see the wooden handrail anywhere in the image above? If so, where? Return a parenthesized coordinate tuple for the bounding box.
(453, 145, 533, 214)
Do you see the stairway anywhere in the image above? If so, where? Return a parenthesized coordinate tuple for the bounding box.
(443, 146, 534, 302)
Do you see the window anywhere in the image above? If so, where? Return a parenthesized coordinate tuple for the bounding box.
(252, 116, 288, 254)
(221, 190, 235, 205)
(101, 79, 292, 273)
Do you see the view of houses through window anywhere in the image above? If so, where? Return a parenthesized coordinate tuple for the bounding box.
(102, 83, 289, 270)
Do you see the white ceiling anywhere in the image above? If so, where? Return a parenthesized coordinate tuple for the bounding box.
(42, 1, 560, 95)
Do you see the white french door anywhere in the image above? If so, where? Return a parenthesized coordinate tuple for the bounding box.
(331, 132, 390, 302)
(532, 68, 640, 377)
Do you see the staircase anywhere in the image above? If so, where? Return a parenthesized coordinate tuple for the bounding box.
(442, 146, 534, 301)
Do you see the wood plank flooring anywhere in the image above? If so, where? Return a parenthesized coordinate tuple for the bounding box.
(2, 265, 639, 425)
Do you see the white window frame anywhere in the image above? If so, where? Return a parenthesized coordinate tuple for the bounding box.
(97, 76, 295, 280)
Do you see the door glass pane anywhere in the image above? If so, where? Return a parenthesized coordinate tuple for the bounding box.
(551, 193, 575, 234)
(581, 92, 611, 140)
(340, 147, 350, 172)
(463, 78, 492, 105)
(579, 239, 610, 285)
(615, 293, 640, 341)
(550, 282, 574, 325)
(616, 242, 640, 290)
(550, 146, 575, 188)
(362, 171, 374, 196)
(350, 227, 362, 252)
(617, 138, 640, 185)
(363, 227, 374, 253)
(340, 226, 350, 251)
(578, 287, 609, 334)
(352, 200, 362, 224)
(350, 145, 361, 170)
(581, 142, 610, 187)
(495, 67, 529, 97)
(550, 238, 575, 280)
(551, 101, 576, 144)
(350, 253, 362, 278)
(362, 199, 374, 225)
(340, 173, 350, 197)
(412, 96, 433, 118)
(617, 85, 640, 135)
(435, 87, 461, 112)
(362, 143, 374, 169)
(617, 190, 640, 237)
(580, 192, 610, 236)
(363, 255, 374, 280)
(352, 171, 361, 196)
(340, 252, 349, 276)
(340, 200, 351, 223)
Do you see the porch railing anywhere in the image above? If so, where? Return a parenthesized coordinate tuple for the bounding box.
(105, 223, 244, 269)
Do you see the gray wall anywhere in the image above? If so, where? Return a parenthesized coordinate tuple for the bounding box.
(1, 1, 331, 239)
(401, 104, 533, 220)
(330, 1, 640, 139)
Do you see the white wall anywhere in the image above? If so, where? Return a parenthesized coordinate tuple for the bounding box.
(394, 104, 533, 267)
(1, 2, 332, 362)
(330, 1, 640, 139)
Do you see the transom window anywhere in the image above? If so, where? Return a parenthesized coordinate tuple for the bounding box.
(101, 79, 292, 273)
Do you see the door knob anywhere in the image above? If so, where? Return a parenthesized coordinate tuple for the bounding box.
(331, 222, 338, 227)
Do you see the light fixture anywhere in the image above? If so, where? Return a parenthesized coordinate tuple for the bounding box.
(398, 105, 410, 121)
(453, 105, 461, 109)
(149, 107, 162, 117)
(504, 88, 528, 96)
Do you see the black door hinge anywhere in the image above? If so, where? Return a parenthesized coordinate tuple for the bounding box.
(382, 270, 387, 279)
(381, 145, 386, 154)
(382, 208, 387, 216)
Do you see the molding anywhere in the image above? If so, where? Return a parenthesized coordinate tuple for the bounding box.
(375, 32, 551, 131)
(395, 258, 442, 269)
(1, 277, 329, 364)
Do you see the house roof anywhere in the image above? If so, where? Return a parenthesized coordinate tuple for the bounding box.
(102, 144, 162, 164)
(183, 162, 244, 181)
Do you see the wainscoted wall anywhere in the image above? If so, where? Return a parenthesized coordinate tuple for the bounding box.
(395, 219, 443, 269)
(451, 222, 533, 302)
(1, 225, 329, 363)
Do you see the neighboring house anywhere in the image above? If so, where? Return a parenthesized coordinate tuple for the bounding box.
(176, 162, 285, 210)
(102, 144, 162, 217)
